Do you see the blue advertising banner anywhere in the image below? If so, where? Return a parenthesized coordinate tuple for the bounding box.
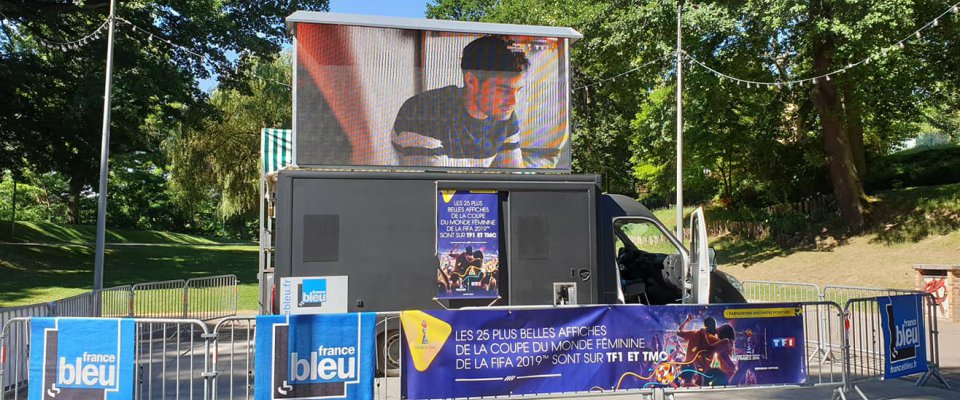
(436, 190, 499, 300)
(877, 294, 928, 379)
(29, 318, 136, 400)
(254, 313, 376, 400)
(402, 304, 806, 398)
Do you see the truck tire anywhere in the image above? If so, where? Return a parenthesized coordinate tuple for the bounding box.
(377, 329, 401, 377)
(710, 270, 748, 303)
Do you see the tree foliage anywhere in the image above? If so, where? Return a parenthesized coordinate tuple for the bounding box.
(166, 54, 292, 222)
(429, 0, 960, 226)
(0, 0, 327, 224)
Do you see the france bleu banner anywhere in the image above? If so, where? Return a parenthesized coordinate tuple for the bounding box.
(877, 294, 928, 379)
(402, 304, 806, 398)
(436, 190, 500, 300)
(29, 318, 136, 400)
(254, 313, 376, 400)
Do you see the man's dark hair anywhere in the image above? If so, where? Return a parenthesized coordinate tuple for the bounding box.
(461, 35, 530, 74)
(465, 246, 473, 254)
(718, 324, 735, 341)
(704, 317, 717, 335)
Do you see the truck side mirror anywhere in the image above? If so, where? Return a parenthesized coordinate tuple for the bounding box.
(708, 248, 717, 271)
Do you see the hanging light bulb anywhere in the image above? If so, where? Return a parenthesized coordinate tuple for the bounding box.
(933, 18, 939, 27)
(952, 5, 958, 14)
(826, 75, 831, 81)
(915, 31, 921, 39)
(898, 42, 904, 49)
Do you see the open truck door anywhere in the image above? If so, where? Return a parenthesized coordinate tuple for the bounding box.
(683, 207, 711, 304)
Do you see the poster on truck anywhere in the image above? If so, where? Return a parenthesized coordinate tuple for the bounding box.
(401, 304, 807, 399)
(436, 190, 500, 300)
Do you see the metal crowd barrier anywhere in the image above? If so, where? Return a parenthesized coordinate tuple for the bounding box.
(186, 275, 239, 321)
(208, 313, 405, 400)
(0, 275, 237, 398)
(1, 317, 213, 400)
(0, 275, 237, 322)
(135, 319, 213, 400)
(740, 280, 822, 303)
(0, 317, 31, 398)
(740, 281, 922, 306)
(1, 295, 946, 400)
(822, 285, 920, 308)
(840, 293, 950, 399)
(132, 279, 189, 318)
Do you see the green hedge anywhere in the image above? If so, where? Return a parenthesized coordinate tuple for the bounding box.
(865, 146, 960, 191)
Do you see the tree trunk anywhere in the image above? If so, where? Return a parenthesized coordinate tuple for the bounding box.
(809, 2, 866, 229)
(840, 83, 867, 177)
(68, 178, 83, 224)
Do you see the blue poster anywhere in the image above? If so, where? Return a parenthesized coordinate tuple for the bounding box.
(877, 294, 928, 379)
(254, 313, 376, 400)
(402, 304, 806, 398)
(437, 190, 499, 300)
(28, 318, 136, 400)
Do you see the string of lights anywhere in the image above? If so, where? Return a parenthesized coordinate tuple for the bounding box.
(685, 2, 960, 89)
(0, 10, 109, 51)
(35, 19, 110, 51)
(573, 55, 671, 92)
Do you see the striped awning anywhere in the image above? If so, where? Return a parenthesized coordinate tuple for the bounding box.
(262, 128, 292, 174)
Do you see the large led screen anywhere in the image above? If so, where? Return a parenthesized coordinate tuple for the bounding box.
(295, 23, 571, 170)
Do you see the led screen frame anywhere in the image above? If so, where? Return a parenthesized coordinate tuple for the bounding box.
(288, 12, 582, 173)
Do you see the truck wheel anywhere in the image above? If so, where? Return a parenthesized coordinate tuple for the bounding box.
(710, 271, 748, 303)
(377, 329, 401, 377)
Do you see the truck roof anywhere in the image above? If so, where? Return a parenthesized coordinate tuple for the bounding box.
(601, 193, 659, 222)
(286, 11, 583, 43)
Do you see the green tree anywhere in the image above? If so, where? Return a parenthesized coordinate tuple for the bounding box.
(166, 54, 292, 229)
(0, 1, 328, 223)
(430, 0, 960, 230)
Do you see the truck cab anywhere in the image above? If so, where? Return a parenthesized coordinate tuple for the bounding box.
(599, 194, 745, 306)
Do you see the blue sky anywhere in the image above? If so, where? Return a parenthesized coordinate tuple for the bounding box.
(330, 0, 429, 18)
(200, 1, 429, 91)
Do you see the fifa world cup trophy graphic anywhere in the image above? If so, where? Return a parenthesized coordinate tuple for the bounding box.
(421, 320, 429, 345)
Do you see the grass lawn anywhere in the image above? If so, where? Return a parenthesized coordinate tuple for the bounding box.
(716, 230, 960, 289)
(715, 183, 960, 290)
(0, 220, 245, 244)
(0, 221, 259, 310)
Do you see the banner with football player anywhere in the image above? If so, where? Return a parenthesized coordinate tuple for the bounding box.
(401, 304, 806, 399)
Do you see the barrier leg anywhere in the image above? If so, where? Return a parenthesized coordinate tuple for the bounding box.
(852, 384, 869, 400)
(915, 363, 951, 389)
(647, 387, 670, 400)
(832, 386, 845, 400)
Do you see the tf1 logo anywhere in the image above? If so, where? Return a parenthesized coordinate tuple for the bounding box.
(772, 337, 796, 348)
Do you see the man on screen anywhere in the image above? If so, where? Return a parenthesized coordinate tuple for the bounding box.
(392, 35, 530, 168)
